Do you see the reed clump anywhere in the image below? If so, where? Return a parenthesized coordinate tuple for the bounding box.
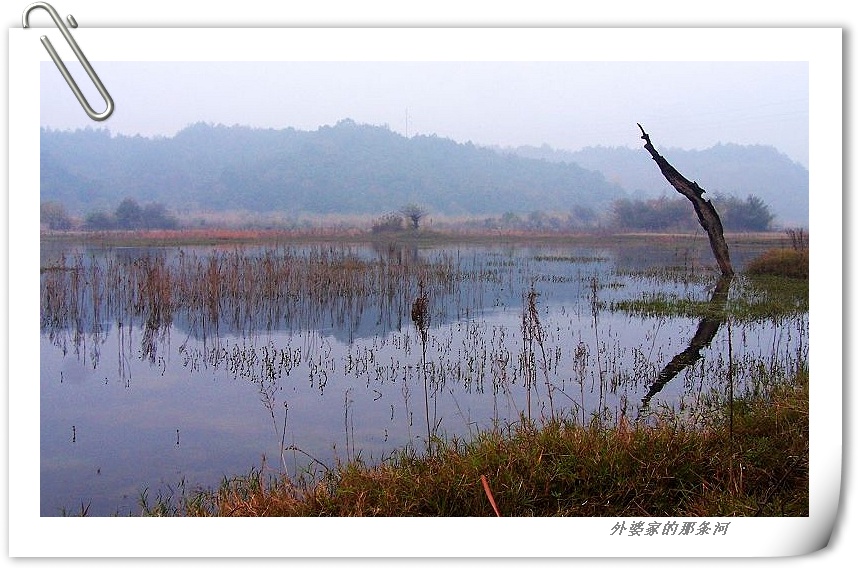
(144, 368, 807, 517)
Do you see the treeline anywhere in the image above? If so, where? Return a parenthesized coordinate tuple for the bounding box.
(370, 194, 774, 234)
(41, 198, 178, 231)
(610, 194, 774, 232)
(42, 194, 775, 234)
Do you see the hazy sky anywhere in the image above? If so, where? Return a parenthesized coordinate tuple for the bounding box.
(41, 61, 809, 166)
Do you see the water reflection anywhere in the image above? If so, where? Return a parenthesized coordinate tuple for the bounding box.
(640, 274, 733, 411)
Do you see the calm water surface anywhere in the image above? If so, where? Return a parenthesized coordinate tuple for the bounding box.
(39, 239, 806, 516)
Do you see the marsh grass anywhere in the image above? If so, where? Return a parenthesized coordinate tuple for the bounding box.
(40, 245, 459, 347)
(521, 285, 551, 420)
(129, 366, 806, 517)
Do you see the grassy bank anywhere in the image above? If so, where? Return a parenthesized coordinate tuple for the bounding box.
(137, 367, 807, 517)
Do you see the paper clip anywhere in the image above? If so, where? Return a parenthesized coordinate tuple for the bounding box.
(23, 2, 114, 121)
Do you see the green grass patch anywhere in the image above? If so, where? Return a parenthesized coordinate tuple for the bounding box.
(610, 275, 807, 322)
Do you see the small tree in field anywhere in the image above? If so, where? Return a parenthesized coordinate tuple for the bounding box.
(401, 204, 428, 231)
(115, 198, 143, 229)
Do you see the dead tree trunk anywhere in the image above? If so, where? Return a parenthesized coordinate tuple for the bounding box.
(637, 124, 734, 276)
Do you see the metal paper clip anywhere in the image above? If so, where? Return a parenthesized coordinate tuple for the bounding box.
(23, 2, 114, 121)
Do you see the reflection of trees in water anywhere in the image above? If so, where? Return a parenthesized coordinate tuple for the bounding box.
(371, 239, 419, 266)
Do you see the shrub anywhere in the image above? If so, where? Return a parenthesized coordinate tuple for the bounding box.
(371, 213, 404, 234)
(745, 248, 808, 278)
(718, 194, 774, 232)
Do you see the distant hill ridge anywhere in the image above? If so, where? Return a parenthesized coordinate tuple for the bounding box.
(40, 119, 808, 226)
(40, 120, 623, 218)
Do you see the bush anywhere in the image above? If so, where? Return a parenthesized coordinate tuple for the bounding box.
(717, 194, 774, 232)
(611, 197, 696, 231)
(371, 213, 404, 234)
(84, 210, 115, 230)
(745, 248, 808, 278)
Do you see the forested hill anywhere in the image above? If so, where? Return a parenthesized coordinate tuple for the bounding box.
(505, 143, 809, 226)
(40, 120, 626, 218)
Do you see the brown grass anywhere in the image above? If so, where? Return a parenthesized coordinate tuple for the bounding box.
(745, 248, 809, 279)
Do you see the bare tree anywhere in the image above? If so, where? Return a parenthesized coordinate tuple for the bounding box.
(40, 201, 73, 230)
(401, 204, 428, 231)
(637, 124, 734, 276)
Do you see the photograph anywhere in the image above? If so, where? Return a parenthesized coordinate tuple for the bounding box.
(6, 18, 843, 559)
(38, 56, 811, 517)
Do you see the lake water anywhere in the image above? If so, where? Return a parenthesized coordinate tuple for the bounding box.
(39, 238, 807, 516)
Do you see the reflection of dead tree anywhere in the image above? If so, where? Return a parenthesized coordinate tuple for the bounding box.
(637, 124, 734, 276)
(640, 274, 733, 411)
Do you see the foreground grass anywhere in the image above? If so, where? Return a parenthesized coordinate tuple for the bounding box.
(140, 369, 808, 517)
